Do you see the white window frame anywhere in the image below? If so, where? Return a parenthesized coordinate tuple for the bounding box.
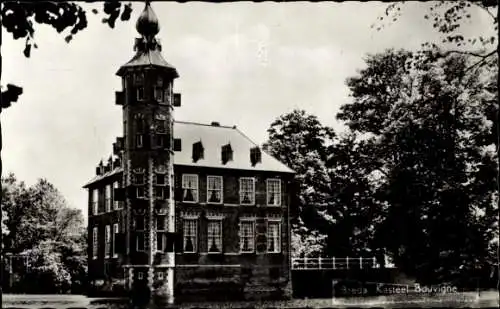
(207, 176, 223, 204)
(239, 220, 255, 253)
(113, 223, 119, 258)
(157, 271, 164, 280)
(113, 181, 121, 210)
(239, 177, 255, 205)
(156, 232, 167, 252)
(207, 220, 223, 254)
(136, 232, 145, 252)
(266, 179, 282, 206)
(183, 219, 198, 253)
(136, 187, 145, 199)
(105, 185, 111, 212)
(92, 227, 98, 259)
(105, 225, 111, 258)
(267, 220, 281, 253)
(92, 189, 98, 215)
(182, 174, 199, 203)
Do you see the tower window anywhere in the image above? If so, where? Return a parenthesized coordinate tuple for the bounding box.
(136, 187, 145, 199)
(157, 76, 164, 87)
(137, 87, 144, 101)
(155, 173, 166, 185)
(113, 223, 119, 257)
(136, 232, 145, 252)
(154, 186, 164, 199)
(136, 135, 143, 148)
(105, 185, 112, 212)
(134, 72, 144, 85)
(156, 232, 167, 252)
(154, 87, 163, 102)
(105, 225, 111, 258)
(156, 215, 166, 231)
(135, 215, 145, 231)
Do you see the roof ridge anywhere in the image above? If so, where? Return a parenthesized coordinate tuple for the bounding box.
(174, 120, 235, 129)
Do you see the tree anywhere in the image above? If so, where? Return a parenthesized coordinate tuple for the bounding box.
(1, 174, 87, 292)
(337, 48, 498, 284)
(263, 110, 336, 257)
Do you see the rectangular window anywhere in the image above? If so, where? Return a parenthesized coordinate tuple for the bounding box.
(138, 271, 144, 280)
(157, 271, 164, 280)
(240, 178, 255, 205)
(133, 172, 145, 185)
(134, 72, 144, 85)
(136, 232, 145, 252)
(155, 173, 166, 185)
(136, 187, 145, 199)
(113, 181, 121, 210)
(92, 227, 98, 259)
(92, 189, 98, 215)
(182, 174, 198, 203)
(267, 179, 281, 206)
(113, 223, 119, 257)
(207, 176, 223, 204)
(207, 220, 222, 253)
(239, 220, 255, 253)
(136, 135, 143, 148)
(267, 221, 281, 253)
(156, 215, 166, 231)
(137, 87, 144, 101)
(105, 185, 111, 212)
(154, 87, 163, 102)
(154, 187, 164, 199)
(135, 215, 145, 231)
(183, 219, 197, 253)
(105, 225, 111, 258)
(156, 232, 167, 252)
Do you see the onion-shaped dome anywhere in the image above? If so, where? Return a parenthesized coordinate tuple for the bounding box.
(136, 2, 160, 37)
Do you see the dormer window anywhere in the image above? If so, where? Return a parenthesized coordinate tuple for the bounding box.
(221, 144, 233, 165)
(250, 147, 262, 166)
(192, 141, 204, 163)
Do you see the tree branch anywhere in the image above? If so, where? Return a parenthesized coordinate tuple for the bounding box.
(441, 49, 497, 59)
(464, 50, 498, 74)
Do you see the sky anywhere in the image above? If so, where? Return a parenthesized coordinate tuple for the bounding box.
(1, 1, 494, 223)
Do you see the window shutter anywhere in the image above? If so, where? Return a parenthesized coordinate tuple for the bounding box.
(173, 138, 182, 152)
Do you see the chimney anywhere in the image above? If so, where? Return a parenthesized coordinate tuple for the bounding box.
(221, 143, 233, 165)
(211, 122, 220, 127)
(250, 146, 262, 166)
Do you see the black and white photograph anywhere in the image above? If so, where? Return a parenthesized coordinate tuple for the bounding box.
(1, 1, 499, 308)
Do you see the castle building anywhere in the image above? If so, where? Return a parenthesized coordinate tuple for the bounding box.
(83, 2, 294, 303)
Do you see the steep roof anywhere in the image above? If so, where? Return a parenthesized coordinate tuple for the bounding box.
(83, 121, 294, 188)
(116, 47, 178, 76)
(173, 121, 293, 173)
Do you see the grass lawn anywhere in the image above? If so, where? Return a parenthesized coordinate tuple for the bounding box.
(3, 291, 498, 308)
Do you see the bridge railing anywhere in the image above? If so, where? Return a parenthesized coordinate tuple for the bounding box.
(291, 257, 380, 270)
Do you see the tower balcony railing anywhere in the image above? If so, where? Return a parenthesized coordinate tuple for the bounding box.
(291, 257, 382, 270)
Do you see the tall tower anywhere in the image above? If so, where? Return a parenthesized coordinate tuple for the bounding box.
(116, 1, 178, 304)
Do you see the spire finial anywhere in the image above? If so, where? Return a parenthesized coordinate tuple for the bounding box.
(136, 1, 160, 39)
